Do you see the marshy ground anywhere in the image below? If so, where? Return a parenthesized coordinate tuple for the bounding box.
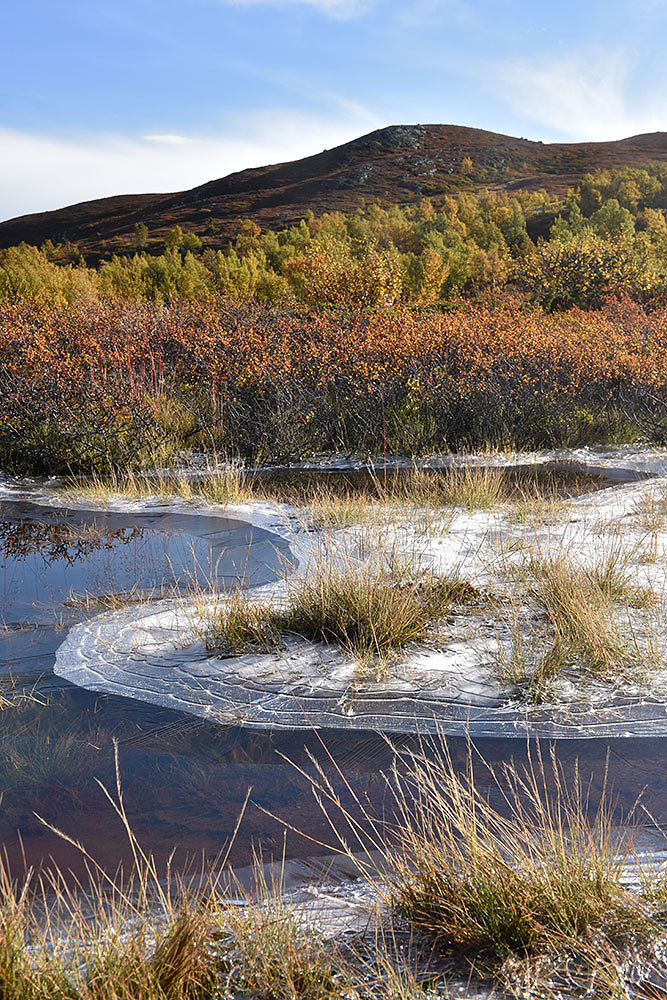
(4, 449, 667, 998)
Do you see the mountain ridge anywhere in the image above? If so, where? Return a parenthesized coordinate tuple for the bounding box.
(3, 124, 667, 259)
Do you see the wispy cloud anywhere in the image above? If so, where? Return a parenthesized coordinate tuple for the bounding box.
(143, 134, 191, 144)
(397, 0, 470, 28)
(0, 107, 382, 222)
(219, 0, 374, 20)
(496, 48, 667, 141)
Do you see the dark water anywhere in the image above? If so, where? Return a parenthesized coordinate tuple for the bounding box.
(0, 500, 289, 627)
(0, 490, 665, 881)
(250, 459, 652, 498)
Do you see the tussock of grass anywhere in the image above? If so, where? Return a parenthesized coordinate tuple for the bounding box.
(306, 489, 380, 528)
(387, 745, 645, 964)
(306, 466, 509, 518)
(493, 604, 557, 699)
(583, 541, 652, 607)
(434, 465, 508, 510)
(281, 565, 430, 673)
(509, 495, 566, 525)
(206, 590, 282, 656)
(206, 566, 432, 674)
(494, 536, 661, 694)
(301, 738, 661, 995)
(206, 563, 480, 676)
(303, 467, 505, 528)
(217, 864, 346, 1000)
(513, 543, 656, 680)
(71, 462, 256, 507)
(633, 487, 667, 533)
(419, 576, 483, 608)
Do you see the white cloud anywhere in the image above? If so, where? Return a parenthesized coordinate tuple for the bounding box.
(397, 0, 469, 27)
(219, 0, 374, 19)
(497, 49, 667, 141)
(0, 107, 383, 222)
(143, 134, 191, 144)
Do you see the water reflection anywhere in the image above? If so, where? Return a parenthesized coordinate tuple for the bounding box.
(1, 685, 666, 880)
(0, 499, 290, 627)
(0, 517, 143, 565)
(0, 488, 665, 882)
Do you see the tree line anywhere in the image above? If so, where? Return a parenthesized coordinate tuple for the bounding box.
(3, 165, 667, 309)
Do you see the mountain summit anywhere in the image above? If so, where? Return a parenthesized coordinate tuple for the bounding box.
(2, 124, 667, 258)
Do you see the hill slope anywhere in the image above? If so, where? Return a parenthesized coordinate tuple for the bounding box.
(3, 124, 667, 258)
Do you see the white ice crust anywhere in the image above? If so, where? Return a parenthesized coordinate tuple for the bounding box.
(9, 447, 667, 737)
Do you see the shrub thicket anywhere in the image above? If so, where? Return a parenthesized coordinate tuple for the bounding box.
(0, 297, 664, 473)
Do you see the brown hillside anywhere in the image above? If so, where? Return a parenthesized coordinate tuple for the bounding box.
(2, 124, 667, 259)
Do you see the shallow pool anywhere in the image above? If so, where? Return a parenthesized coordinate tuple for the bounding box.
(1, 485, 666, 881)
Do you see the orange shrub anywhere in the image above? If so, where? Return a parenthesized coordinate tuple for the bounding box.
(1, 298, 665, 472)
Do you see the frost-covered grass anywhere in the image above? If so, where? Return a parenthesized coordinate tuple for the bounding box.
(70, 462, 257, 507)
(491, 533, 665, 697)
(389, 746, 646, 964)
(184, 466, 667, 696)
(288, 736, 667, 998)
(68, 462, 576, 527)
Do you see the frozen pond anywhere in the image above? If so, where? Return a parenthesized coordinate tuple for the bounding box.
(3, 451, 667, 878)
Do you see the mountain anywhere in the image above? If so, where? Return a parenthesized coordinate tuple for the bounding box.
(3, 124, 667, 259)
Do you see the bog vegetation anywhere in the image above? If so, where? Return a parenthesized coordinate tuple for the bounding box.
(4, 740, 667, 1000)
(1, 164, 667, 473)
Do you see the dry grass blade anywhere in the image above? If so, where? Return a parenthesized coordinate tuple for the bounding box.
(280, 732, 665, 996)
(523, 549, 640, 677)
(281, 563, 431, 674)
(434, 465, 508, 510)
(204, 552, 479, 678)
(216, 853, 348, 1000)
(387, 742, 645, 959)
(70, 460, 257, 507)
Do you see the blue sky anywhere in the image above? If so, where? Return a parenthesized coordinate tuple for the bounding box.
(2, 0, 666, 221)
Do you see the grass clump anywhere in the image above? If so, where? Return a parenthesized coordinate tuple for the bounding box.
(305, 485, 381, 528)
(281, 565, 431, 673)
(300, 736, 664, 996)
(492, 604, 558, 700)
(217, 865, 347, 1000)
(583, 541, 653, 607)
(388, 747, 646, 964)
(434, 465, 508, 510)
(527, 559, 627, 678)
(633, 486, 667, 533)
(508, 495, 566, 525)
(512, 542, 656, 681)
(302, 466, 500, 528)
(493, 538, 660, 694)
(206, 566, 432, 674)
(205, 562, 479, 677)
(206, 590, 282, 656)
(71, 462, 256, 507)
